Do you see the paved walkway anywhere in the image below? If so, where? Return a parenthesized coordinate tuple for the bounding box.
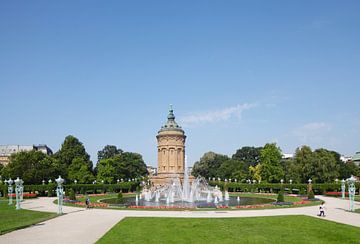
(1, 196, 360, 244)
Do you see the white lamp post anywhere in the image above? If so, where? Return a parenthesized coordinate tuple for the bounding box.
(14, 177, 22, 210)
(6, 178, 13, 205)
(341, 179, 346, 199)
(280, 179, 284, 184)
(347, 176, 356, 212)
(19, 179, 24, 202)
(74, 179, 77, 185)
(289, 179, 293, 184)
(55, 176, 64, 215)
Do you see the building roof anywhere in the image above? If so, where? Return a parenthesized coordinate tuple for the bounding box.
(159, 105, 184, 133)
(352, 152, 360, 161)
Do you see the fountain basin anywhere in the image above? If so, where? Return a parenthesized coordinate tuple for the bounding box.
(100, 196, 274, 209)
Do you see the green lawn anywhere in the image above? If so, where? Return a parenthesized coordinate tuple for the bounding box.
(97, 216, 360, 244)
(0, 201, 57, 235)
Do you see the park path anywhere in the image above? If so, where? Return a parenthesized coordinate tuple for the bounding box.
(1, 196, 360, 244)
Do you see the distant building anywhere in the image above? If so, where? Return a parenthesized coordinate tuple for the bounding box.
(282, 153, 294, 159)
(0, 144, 53, 166)
(351, 152, 360, 166)
(340, 155, 352, 163)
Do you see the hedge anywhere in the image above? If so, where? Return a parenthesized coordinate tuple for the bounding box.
(0, 182, 139, 197)
(208, 181, 360, 194)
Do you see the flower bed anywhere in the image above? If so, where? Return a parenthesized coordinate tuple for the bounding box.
(235, 204, 272, 209)
(8, 193, 37, 198)
(127, 205, 192, 210)
(325, 192, 349, 197)
(76, 193, 109, 198)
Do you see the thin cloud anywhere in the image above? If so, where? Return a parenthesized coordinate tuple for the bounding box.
(292, 122, 332, 143)
(180, 103, 257, 126)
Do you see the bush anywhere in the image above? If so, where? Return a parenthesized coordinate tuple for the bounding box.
(116, 192, 124, 204)
(299, 188, 306, 196)
(308, 190, 315, 200)
(68, 188, 76, 201)
(277, 191, 285, 202)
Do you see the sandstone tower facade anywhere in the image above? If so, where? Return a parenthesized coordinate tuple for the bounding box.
(151, 106, 186, 185)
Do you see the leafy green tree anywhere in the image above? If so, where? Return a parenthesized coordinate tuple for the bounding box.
(312, 149, 339, 183)
(2, 151, 62, 184)
(97, 145, 123, 162)
(280, 158, 301, 183)
(249, 164, 262, 182)
(294, 146, 314, 183)
(192, 152, 229, 178)
(232, 146, 263, 168)
(55, 135, 92, 169)
(68, 157, 95, 183)
(115, 152, 148, 179)
(259, 143, 284, 183)
(54, 135, 94, 181)
(96, 158, 117, 183)
(339, 162, 359, 179)
(217, 159, 245, 180)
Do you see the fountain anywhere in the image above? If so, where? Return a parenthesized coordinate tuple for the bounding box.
(138, 157, 237, 207)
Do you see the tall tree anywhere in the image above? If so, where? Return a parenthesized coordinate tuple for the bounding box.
(97, 145, 123, 162)
(259, 143, 284, 183)
(294, 146, 314, 183)
(55, 135, 92, 168)
(312, 149, 340, 183)
(96, 152, 148, 182)
(192, 152, 229, 178)
(2, 151, 62, 184)
(96, 158, 117, 184)
(67, 158, 95, 183)
(232, 146, 263, 167)
(54, 135, 93, 179)
(218, 159, 245, 180)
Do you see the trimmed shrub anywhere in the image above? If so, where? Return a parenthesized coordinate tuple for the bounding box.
(308, 190, 315, 200)
(277, 191, 285, 202)
(68, 188, 76, 201)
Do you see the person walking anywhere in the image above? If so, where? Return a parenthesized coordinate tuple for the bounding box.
(85, 196, 90, 209)
(318, 202, 325, 217)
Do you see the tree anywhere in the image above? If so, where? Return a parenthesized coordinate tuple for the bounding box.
(280, 158, 301, 183)
(312, 149, 339, 183)
(294, 146, 314, 183)
(55, 135, 92, 169)
(96, 158, 117, 184)
(218, 159, 245, 180)
(97, 145, 123, 162)
(259, 143, 284, 183)
(249, 164, 262, 182)
(54, 135, 94, 180)
(2, 151, 62, 184)
(192, 152, 229, 178)
(116, 152, 148, 179)
(96, 152, 148, 182)
(232, 146, 262, 169)
(68, 158, 95, 183)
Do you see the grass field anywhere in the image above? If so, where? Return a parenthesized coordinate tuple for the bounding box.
(97, 216, 360, 244)
(0, 200, 56, 235)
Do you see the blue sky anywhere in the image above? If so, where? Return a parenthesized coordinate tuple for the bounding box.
(1, 1, 359, 166)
